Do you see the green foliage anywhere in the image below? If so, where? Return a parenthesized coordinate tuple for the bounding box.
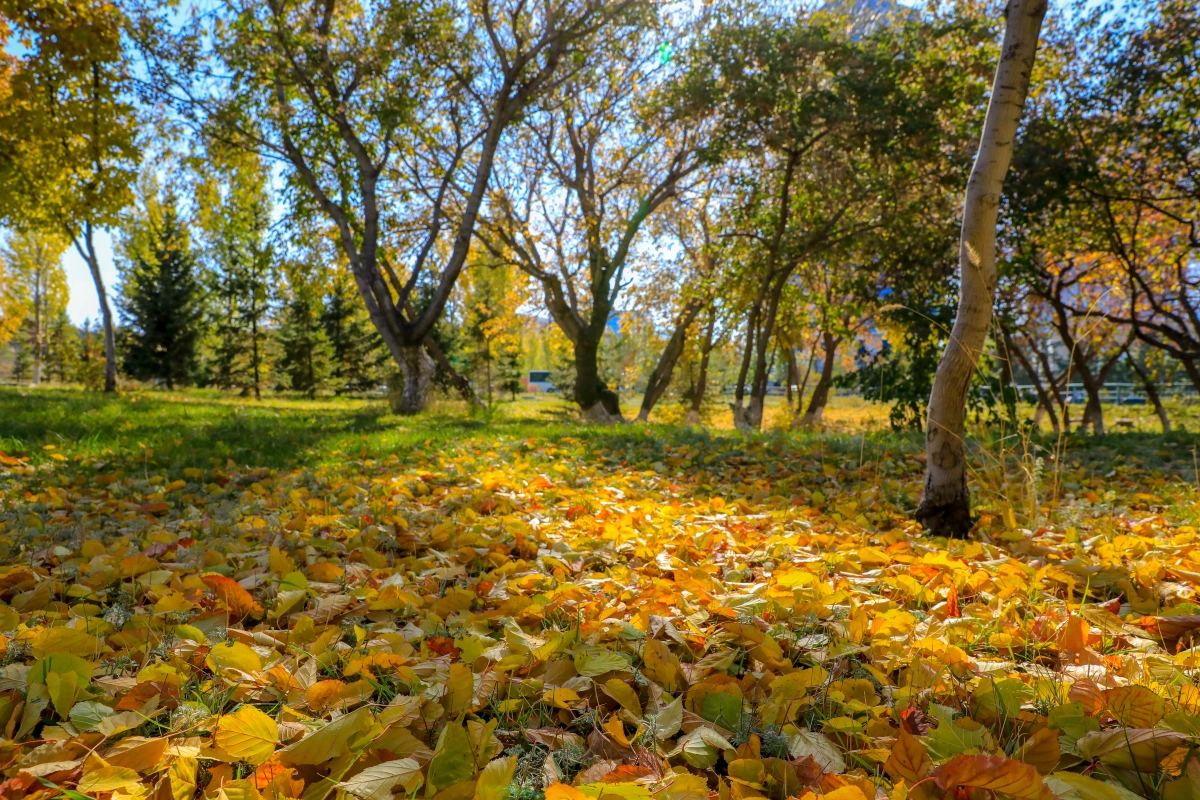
(117, 197, 206, 388)
(196, 149, 277, 397)
(276, 266, 334, 397)
(46, 312, 80, 383)
(323, 273, 387, 393)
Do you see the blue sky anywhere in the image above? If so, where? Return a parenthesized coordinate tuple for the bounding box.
(63, 233, 118, 325)
(53, 0, 1110, 326)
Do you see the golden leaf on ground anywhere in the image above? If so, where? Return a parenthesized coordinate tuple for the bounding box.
(886, 728, 932, 784)
(215, 705, 279, 766)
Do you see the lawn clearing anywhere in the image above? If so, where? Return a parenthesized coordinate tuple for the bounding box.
(2, 387, 1200, 800)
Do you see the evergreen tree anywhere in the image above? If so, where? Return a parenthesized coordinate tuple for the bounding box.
(323, 271, 386, 392)
(118, 200, 206, 388)
(276, 267, 333, 397)
(46, 311, 80, 383)
(11, 342, 30, 383)
(197, 149, 276, 398)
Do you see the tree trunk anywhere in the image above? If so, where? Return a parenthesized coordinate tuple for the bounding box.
(789, 336, 819, 431)
(1073, 356, 1105, 436)
(637, 300, 704, 422)
(424, 333, 480, 407)
(801, 332, 840, 429)
(251, 315, 261, 401)
(72, 225, 118, 393)
(1003, 329, 1060, 435)
(388, 344, 436, 415)
(575, 336, 623, 423)
(740, 274, 789, 432)
(686, 311, 717, 425)
(731, 299, 763, 430)
(1128, 355, 1170, 433)
(916, 0, 1046, 538)
(786, 345, 799, 411)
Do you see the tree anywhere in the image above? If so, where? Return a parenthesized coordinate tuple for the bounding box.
(0, 0, 141, 392)
(916, 0, 1048, 539)
(276, 262, 334, 397)
(118, 194, 206, 388)
(46, 311, 80, 384)
(75, 319, 107, 389)
(324, 271, 388, 393)
(196, 148, 276, 398)
(140, 0, 646, 413)
(0, 231, 68, 385)
(461, 262, 525, 407)
(673, 7, 985, 432)
(481, 8, 702, 421)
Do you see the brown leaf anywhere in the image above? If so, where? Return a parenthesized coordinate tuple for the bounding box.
(1136, 615, 1200, 640)
(1013, 728, 1060, 775)
(899, 706, 932, 735)
(1075, 727, 1187, 772)
(935, 754, 1055, 800)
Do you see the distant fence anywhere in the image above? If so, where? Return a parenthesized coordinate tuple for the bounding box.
(1013, 382, 1200, 405)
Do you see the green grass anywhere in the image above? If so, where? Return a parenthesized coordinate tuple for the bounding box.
(2, 385, 1199, 518)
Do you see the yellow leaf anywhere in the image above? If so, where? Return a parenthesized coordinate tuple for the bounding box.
(215, 705, 279, 766)
(543, 688, 580, 709)
(30, 627, 103, 658)
(443, 662, 476, 714)
(1104, 685, 1165, 728)
(475, 756, 517, 800)
(545, 785, 588, 800)
(206, 641, 263, 675)
(79, 764, 142, 793)
(602, 679, 642, 718)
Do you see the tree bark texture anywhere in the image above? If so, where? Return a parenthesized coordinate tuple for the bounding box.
(637, 299, 704, 422)
(916, 0, 1047, 538)
(801, 331, 841, 429)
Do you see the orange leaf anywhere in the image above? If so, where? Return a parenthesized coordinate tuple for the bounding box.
(885, 728, 932, 784)
(1138, 614, 1200, 640)
(1104, 685, 1164, 727)
(935, 754, 1055, 800)
(202, 573, 264, 619)
(1058, 614, 1087, 656)
(946, 582, 960, 619)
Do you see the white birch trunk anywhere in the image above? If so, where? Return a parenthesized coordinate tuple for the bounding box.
(915, 0, 1048, 538)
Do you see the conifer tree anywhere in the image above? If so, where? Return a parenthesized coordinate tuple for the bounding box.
(197, 149, 275, 398)
(118, 199, 206, 388)
(323, 272, 386, 393)
(46, 312, 80, 383)
(276, 268, 333, 397)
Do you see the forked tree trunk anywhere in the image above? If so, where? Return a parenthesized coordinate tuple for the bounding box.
(1128, 355, 1171, 433)
(685, 311, 717, 425)
(388, 344, 436, 414)
(789, 340, 818, 431)
(801, 332, 840, 429)
(637, 300, 704, 422)
(916, 0, 1047, 538)
(1003, 329, 1060, 435)
(75, 224, 118, 393)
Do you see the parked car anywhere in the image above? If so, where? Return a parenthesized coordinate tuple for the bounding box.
(526, 371, 557, 393)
